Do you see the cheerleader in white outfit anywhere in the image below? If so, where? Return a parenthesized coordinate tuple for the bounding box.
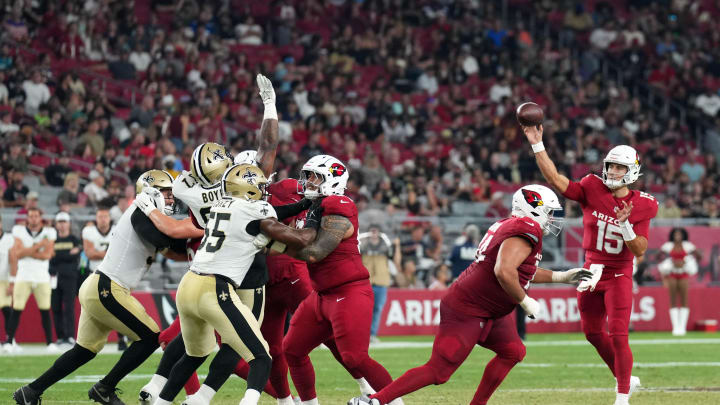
(657, 228, 699, 336)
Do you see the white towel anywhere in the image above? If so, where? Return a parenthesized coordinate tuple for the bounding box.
(577, 264, 604, 292)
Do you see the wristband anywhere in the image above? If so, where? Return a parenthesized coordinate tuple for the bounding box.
(263, 104, 278, 120)
(551, 271, 565, 283)
(619, 221, 636, 241)
(268, 240, 287, 253)
(531, 142, 545, 153)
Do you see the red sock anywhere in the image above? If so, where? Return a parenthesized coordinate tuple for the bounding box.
(373, 365, 436, 405)
(268, 351, 292, 398)
(611, 335, 633, 394)
(183, 372, 200, 395)
(470, 356, 517, 405)
(357, 357, 393, 392)
(287, 354, 317, 401)
(233, 359, 280, 398)
(586, 332, 616, 376)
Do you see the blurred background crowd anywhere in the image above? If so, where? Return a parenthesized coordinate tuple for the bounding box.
(1, 0, 720, 289)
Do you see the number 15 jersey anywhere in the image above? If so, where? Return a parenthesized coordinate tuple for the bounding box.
(563, 174, 658, 266)
(191, 197, 277, 286)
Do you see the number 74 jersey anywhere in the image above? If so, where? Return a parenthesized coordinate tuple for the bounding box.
(190, 197, 277, 286)
(563, 174, 658, 265)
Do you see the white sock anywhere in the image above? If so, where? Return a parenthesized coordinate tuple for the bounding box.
(388, 398, 405, 405)
(669, 308, 679, 333)
(680, 307, 690, 334)
(152, 399, 172, 405)
(148, 374, 167, 389)
(356, 377, 376, 395)
(616, 393, 629, 403)
(239, 388, 261, 405)
(301, 398, 320, 405)
(195, 384, 217, 402)
(277, 396, 295, 405)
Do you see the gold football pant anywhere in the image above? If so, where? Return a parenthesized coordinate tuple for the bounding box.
(76, 272, 159, 353)
(176, 271, 269, 360)
(235, 285, 265, 324)
(12, 281, 51, 310)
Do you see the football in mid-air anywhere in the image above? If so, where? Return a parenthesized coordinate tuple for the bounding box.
(516, 102, 544, 126)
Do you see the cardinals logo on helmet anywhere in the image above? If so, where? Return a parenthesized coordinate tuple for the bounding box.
(522, 189, 544, 208)
(329, 163, 346, 177)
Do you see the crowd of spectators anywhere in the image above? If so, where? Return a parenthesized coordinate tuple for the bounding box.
(2, 0, 720, 289)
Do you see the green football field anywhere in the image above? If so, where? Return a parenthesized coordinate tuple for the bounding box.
(1, 332, 718, 404)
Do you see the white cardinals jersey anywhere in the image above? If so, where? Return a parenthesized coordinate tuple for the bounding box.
(82, 224, 115, 271)
(97, 205, 158, 290)
(0, 231, 15, 281)
(191, 197, 277, 286)
(173, 171, 224, 229)
(12, 225, 57, 283)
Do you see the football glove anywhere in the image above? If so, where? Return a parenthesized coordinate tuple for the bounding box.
(551, 268, 593, 284)
(256, 73, 276, 106)
(520, 295, 540, 319)
(134, 188, 165, 216)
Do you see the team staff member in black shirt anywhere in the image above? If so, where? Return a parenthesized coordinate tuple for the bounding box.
(50, 212, 82, 346)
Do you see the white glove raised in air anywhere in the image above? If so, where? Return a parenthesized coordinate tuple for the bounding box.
(552, 268, 593, 284)
(520, 295, 540, 319)
(256, 74, 276, 106)
(133, 187, 165, 216)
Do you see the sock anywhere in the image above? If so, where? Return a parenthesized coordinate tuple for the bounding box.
(154, 400, 172, 405)
(184, 372, 201, 395)
(277, 396, 295, 405)
(156, 334, 186, 377)
(615, 393, 629, 404)
(287, 353, 317, 400)
(388, 399, 405, 405)
(1, 306, 11, 337)
(235, 358, 280, 398)
(373, 365, 436, 405)
(268, 350, 291, 399)
(6, 309, 22, 341)
(239, 388, 261, 405)
(357, 377, 376, 395)
(680, 307, 689, 334)
(585, 332, 616, 377)
(159, 354, 208, 401)
(29, 344, 96, 393)
(247, 355, 272, 393)
(149, 374, 168, 390)
(354, 357, 393, 393)
(40, 310, 53, 344)
(204, 344, 241, 391)
(192, 384, 216, 402)
(470, 356, 518, 405)
(301, 399, 319, 405)
(669, 308, 679, 333)
(611, 335, 633, 394)
(100, 335, 160, 388)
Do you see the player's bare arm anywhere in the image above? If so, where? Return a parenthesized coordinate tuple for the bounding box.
(147, 212, 204, 239)
(255, 74, 278, 177)
(291, 215, 354, 264)
(258, 218, 317, 250)
(11, 237, 38, 259)
(29, 239, 54, 260)
(522, 125, 570, 193)
(493, 236, 532, 304)
(615, 200, 648, 257)
(83, 239, 106, 260)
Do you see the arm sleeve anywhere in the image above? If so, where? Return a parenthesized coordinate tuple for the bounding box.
(130, 208, 173, 249)
(273, 199, 312, 221)
(168, 237, 188, 254)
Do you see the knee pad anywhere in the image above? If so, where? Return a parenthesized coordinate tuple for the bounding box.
(608, 318, 630, 337)
(434, 334, 470, 365)
(497, 341, 526, 363)
(339, 350, 368, 370)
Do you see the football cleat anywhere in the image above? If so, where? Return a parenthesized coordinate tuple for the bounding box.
(348, 396, 381, 405)
(88, 382, 125, 405)
(46, 342, 61, 353)
(181, 393, 210, 405)
(13, 385, 41, 405)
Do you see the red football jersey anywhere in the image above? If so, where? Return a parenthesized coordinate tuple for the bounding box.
(299, 195, 369, 292)
(267, 179, 308, 285)
(562, 174, 658, 267)
(443, 216, 544, 319)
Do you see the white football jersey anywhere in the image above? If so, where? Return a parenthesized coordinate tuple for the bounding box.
(97, 205, 158, 290)
(12, 225, 57, 283)
(173, 171, 224, 229)
(82, 224, 115, 271)
(0, 231, 15, 281)
(191, 197, 277, 286)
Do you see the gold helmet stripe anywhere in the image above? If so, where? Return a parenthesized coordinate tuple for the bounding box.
(192, 144, 213, 186)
